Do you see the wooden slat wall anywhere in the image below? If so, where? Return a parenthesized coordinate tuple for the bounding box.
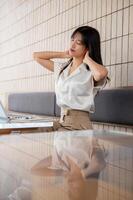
(0, 0, 132, 131)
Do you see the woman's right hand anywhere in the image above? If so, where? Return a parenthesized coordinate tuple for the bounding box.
(64, 50, 72, 59)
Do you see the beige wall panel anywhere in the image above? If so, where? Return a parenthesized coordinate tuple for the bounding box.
(123, 7, 129, 35)
(129, 34, 133, 61)
(112, 0, 118, 12)
(129, 6, 133, 33)
(101, 42, 106, 64)
(118, 0, 123, 9)
(128, 63, 133, 85)
(124, 0, 130, 7)
(101, 17, 106, 41)
(107, 0, 112, 14)
(111, 12, 117, 38)
(111, 38, 117, 64)
(110, 66, 116, 87)
(92, 0, 97, 20)
(122, 63, 128, 86)
(96, 0, 102, 18)
(115, 64, 122, 87)
(0, 0, 132, 132)
(116, 37, 122, 63)
(101, 0, 107, 16)
(122, 35, 128, 62)
(117, 10, 123, 37)
(105, 40, 111, 66)
(87, 0, 92, 22)
(130, 0, 133, 5)
(106, 15, 111, 40)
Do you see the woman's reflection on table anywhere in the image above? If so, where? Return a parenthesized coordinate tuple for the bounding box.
(31, 131, 107, 200)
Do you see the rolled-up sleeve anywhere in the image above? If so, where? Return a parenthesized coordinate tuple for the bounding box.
(91, 74, 110, 96)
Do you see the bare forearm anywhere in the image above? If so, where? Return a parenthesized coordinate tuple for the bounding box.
(33, 51, 67, 60)
(84, 56, 108, 81)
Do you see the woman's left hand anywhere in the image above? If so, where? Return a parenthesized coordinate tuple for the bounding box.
(83, 51, 90, 64)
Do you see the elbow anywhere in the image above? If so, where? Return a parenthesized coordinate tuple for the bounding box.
(101, 68, 108, 79)
(94, 68, 108, 82)
(33, 52, 38, 60)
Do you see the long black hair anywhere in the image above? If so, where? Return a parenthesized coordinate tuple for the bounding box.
(59, 26, 103, 76)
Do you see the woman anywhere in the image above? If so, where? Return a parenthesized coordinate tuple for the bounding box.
(33, 26, 108, 131)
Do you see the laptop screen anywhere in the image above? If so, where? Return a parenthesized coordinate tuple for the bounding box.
(0, 101, 8, 122)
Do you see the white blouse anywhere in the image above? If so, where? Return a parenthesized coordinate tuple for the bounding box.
(51, 131, 106, 179)
(54, 61, 107, 113)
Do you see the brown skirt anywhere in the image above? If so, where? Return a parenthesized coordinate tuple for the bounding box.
(42, 109, 93, 132)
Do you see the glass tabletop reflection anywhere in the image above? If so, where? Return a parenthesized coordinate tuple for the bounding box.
(0, 129, 132, 200)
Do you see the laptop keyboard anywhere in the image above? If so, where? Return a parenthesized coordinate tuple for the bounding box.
(7, 113, 54, 123)
(8, 113, 33, 120)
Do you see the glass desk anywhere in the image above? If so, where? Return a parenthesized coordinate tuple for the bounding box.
(0, 121, 53, 135)
(0, 130, 132, 200)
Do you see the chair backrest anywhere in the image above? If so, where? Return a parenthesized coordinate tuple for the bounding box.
(90, 88, 133, 126)
(8, 92, 56, 116)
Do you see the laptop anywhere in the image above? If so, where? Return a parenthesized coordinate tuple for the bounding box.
(0, 101, 53, 129)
